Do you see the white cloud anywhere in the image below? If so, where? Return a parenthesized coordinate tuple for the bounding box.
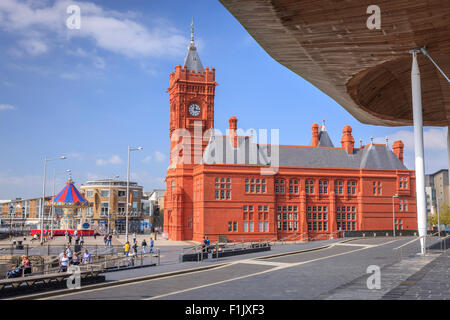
(60, 72, 80, 80)
(18, 38, 48, 56)
(374, 127, 448, 173)
(0, 104, 16, 111)
(96, 154, 123, 166)
(374, 128, 446, 152)
(154, 151, 166, 163)
(1, 80, 14, 87)
(142, 156, 152, 163)
(0, 0, 187, 59)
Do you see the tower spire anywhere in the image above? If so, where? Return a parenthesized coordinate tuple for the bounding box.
(183, 17, 204, 72)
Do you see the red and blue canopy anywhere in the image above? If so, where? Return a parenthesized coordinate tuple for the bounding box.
(48, 179, 89, 208)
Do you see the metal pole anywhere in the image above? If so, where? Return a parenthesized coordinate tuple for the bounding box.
(392, 195, 397, 237)
(109, 180, 112, 235)
(410, 50, 427, 255)
(126, 146, 130, 242)
(40, 158, 47, 245)
(51, 169, 55, 238)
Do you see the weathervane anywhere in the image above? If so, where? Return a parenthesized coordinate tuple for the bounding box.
(190, 17, 195, 43)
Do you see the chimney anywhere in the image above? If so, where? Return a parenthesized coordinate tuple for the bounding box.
(341, 125, 355, 154)
(229, 116, 238, 148)
(312, 123, 319, 147)
(392, 140, 404, 163)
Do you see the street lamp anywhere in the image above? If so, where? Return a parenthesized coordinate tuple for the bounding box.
(40, 156, 66, 244)
(9, 204, 13, 238)
(108, 175, 120, 235)
(392, 194, 399, 237)
(126, 146, 143, 241)
(21, 204, 25, 234)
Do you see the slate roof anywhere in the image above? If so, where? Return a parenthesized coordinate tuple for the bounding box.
(202, 134, 407, 170)
(183, 42, 204, 72)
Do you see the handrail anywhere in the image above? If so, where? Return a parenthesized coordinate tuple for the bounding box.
(393, 232, 440, 251)
(5, 250, 161, 279)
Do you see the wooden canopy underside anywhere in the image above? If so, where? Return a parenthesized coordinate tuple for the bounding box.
(219, 0, 450, 126)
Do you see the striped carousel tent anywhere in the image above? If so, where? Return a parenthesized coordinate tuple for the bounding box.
(47, 179, 89, 208)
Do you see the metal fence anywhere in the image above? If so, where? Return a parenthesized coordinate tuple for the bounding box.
(0, 244, 138, 257)
(3, 249, 161, 279)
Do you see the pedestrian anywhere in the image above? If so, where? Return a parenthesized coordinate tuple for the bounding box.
(202, 236, 206, 252)
(150, 238, 154, 253)
(66, 245, 73, 262)
(58, 253, 69, 272)
(142, 239, 147, 253)
(68, 233, 72, 245)
(93, 229, 97, 240)
(124, 241, 130, 257)
(80, 235, 84, 246)
(107, 233, 112, 247)
(132, 232, 137, 244)
(71, 252, 80, 265)
(103, 234, 108, 247)
(65, 230, 68, 242)
(132, 241, 138, 255)
(82, 249, 92, 264)
(205, 236, 210, 253)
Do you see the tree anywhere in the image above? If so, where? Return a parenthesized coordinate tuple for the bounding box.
(428, 205, 450, 226)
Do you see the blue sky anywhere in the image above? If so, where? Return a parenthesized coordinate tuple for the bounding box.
(0, 0, 448, 200)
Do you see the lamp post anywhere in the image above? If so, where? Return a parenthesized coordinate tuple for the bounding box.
(126, 146, 143, 242)
(392, 194, 399, 237)
(108, 175, 120, 235)
(21, 205, 25, 235)
(9, 204, 13, 238)
(40, 156, 66, 245)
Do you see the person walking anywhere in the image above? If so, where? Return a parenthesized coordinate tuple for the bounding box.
(103, 234, 108, 247)
(107, 233, 112, 247)
(80, 235, 84, 247)
(93, 229, 97, 240)
(132, 232, 137, 244)
(150, 238, 154, 254)
(68, 233, 72, 245)
(124, 241, 130, 257)
(141, 239, 147, 254)
(205, 237, 210, 253)
(132, 241, 138, 255)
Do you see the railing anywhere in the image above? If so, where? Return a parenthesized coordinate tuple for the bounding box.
(3, 249, 161, 279)
(0, 244, 131, 257)
(393, 232, 448, 261)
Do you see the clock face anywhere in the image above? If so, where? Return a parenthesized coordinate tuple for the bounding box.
(188, 103, 201, 117)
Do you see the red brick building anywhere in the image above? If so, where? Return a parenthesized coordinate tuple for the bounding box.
(164, 30, 416, 242)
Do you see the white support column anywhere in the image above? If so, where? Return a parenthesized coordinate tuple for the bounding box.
(410, 50, 427, 254)
(447, 125, 450, 212)
(448, 125, 450, 186)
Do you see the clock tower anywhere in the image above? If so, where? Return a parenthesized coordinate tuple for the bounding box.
(165, 20, 217, 240)
(168, 20, 217, 167)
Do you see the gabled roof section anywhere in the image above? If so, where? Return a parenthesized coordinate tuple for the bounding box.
(317, 130, 334, 147)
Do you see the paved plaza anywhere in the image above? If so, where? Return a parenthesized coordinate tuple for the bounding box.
(5, 236, 447, 300)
